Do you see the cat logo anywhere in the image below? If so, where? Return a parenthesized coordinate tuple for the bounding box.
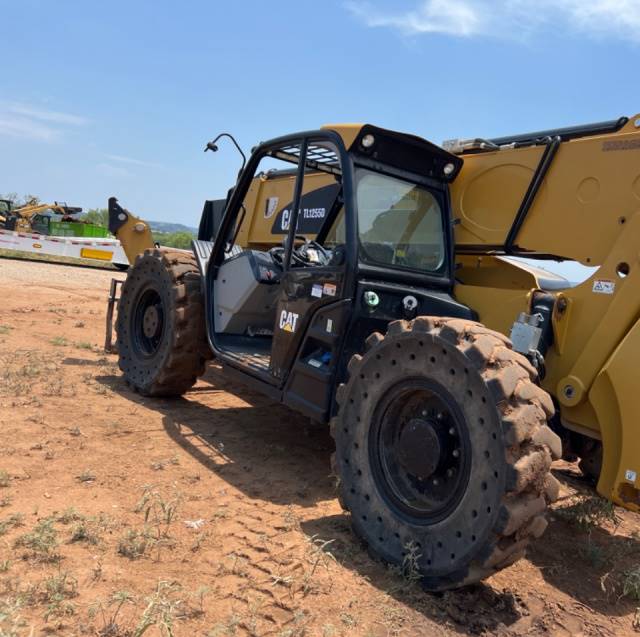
(279, 309, 299, 333)
(281, 208, 291, 231)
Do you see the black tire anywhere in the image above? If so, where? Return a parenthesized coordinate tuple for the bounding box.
(116, 248, 211, 396)
(330, 317, 561, 590)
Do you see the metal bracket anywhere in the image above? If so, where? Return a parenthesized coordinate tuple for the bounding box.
(105, 278, 123, 353)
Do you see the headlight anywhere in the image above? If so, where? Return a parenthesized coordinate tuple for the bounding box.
(361, 134, 376, 149)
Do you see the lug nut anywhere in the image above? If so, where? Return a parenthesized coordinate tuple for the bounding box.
(452, 449, 460, 458)
(449, 427, 455, 435)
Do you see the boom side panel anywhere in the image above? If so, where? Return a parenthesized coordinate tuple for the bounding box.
(453, 117, 640, 264)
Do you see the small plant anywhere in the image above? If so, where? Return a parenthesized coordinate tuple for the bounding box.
(151, 456, 180, 471)
(14, 518, 59, 562)
(134, 580, 184, 636)
(0, 470, 10, 488)
(401, 540, 422, 585)
(623, 566, 640, 601)
(57, 507, 85, 524)
(0, 495, 12, 507)
(340, 612, 358, 628)
(282, 506, 300, 532)
(208, 614, 240, 636)
(89, 589, 135, 636)
(40, 571, 78, 620)
(555, 495, 620, 531)
(0, 325, 11, 335)
(134, 485, 183, 559)
(76, 469, 96, 483)
(76, 341, 92, 350)
(118, 529, 148, 560)
(50, 336, 68, 347)
(0, 596, 27, 636)
(70, 520, 101, 545)
(0, 560, 10, 572)
(579, 540, 606, 569)
(301, 535, 337, 595)
(0, 513, 25, 536)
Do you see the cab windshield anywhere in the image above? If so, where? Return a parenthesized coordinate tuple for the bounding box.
(355, 168, 445, 274)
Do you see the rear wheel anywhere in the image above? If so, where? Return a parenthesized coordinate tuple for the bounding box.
(331, 317, 561, 590)
(116, 248, 211, 396)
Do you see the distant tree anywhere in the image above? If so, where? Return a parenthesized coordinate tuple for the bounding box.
(153, 230, 194, 249)
(0, 193, 40, 207)
(84, 208, 109, 227)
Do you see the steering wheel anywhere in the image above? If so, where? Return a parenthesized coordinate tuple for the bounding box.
(269, 236, 330, 267)
(268, 244, 286, 266)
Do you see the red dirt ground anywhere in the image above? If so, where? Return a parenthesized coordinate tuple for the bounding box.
(1, 257, 639, 636)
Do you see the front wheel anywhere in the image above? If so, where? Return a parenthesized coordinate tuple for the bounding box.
(116, 248, 211, 396)
(331, 317, 561, 590)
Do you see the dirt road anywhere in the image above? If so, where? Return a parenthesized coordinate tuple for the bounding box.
(1, 257, 639, 636)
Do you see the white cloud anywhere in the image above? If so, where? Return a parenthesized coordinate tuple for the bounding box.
(0, 115, 61, 142)
(0, 102, 88, 142)
(104, 154, 163, 169)
(346, 0, 640, 42)
(96, 163, 132, 178)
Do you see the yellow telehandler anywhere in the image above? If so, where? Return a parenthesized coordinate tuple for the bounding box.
(108, 114, 640, 589)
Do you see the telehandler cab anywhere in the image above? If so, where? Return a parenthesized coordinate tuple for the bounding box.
(110, 115, 640, 589)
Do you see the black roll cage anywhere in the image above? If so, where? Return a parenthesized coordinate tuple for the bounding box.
(204, 127, 458, 359)
(208, 128, 358, 284)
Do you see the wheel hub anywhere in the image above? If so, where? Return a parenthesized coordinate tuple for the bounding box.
(370, 379, 470, 523)
(398, 418, 441, 479)
(132, 287, 165, 357)
(142, 305, 160, 338)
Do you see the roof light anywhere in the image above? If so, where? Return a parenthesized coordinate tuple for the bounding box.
(443, 162, 455, 176)
(361, 134, 376, 149)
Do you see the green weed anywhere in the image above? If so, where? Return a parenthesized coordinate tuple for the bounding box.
(14, 518, 59, 562)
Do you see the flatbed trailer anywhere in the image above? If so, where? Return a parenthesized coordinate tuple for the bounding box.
(0, 228, 129, 268)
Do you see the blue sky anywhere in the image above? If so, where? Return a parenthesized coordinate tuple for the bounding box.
(2, 0, 639, 231)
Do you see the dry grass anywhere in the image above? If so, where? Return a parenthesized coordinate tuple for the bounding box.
(0, 513, 25, 536)
(14, 518, 60, 563)
(118, 530, 149, 560)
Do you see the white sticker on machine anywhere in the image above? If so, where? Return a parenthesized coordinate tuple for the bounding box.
(311, 284, 323, 298)
(593, 279, 615, 294)
(265, 197, 279, 219)
(625, 469, 637, 483)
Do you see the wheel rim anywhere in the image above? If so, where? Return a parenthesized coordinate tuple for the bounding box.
(369, 378, 471, 524)
(132, 287, 165, 357)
